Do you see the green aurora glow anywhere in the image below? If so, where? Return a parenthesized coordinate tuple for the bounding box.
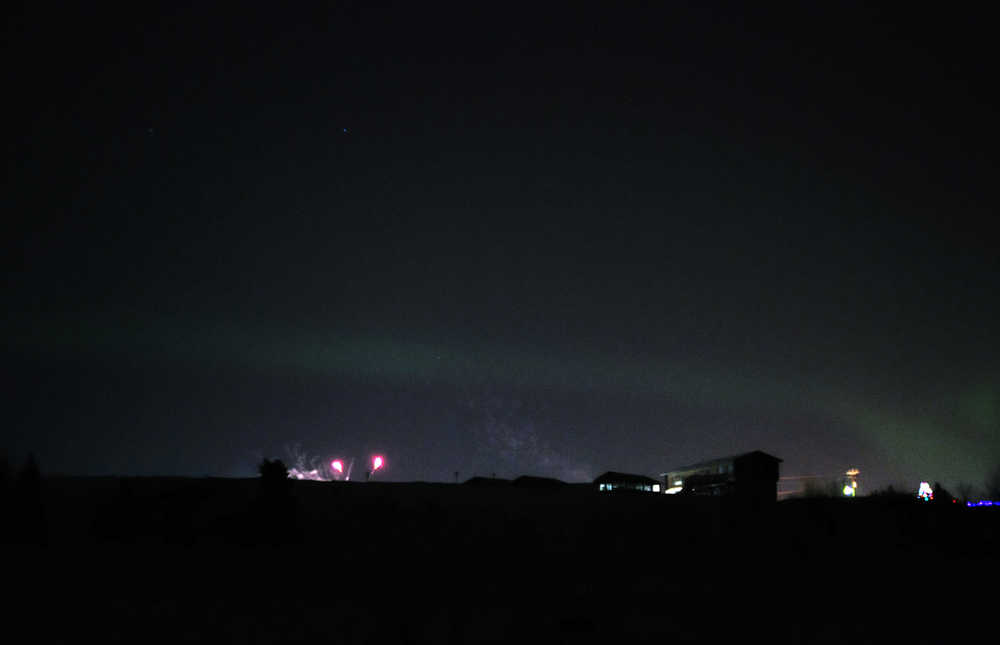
(7, 312, 997, 488)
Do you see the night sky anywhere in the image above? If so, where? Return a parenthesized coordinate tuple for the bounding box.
(4, 2, 998, 493)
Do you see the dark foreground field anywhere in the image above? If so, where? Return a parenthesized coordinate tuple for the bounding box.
(6, 477, 998, 644)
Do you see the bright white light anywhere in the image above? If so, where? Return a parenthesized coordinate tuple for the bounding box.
(653, 484, 661, 493)
(843, 484, 855, 497)
(918, 481, 933, 500)
(665, 486, 683, 494)
(287, 468, 326, 481)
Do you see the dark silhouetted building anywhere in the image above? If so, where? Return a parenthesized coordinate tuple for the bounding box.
(662, 451, 782, 506)
(511, 475, 565, 488)
(593, 471, 661, 493)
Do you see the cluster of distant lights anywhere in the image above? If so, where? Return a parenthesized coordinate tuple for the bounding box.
(288, 455, 384, 482)
(915, 481, 996, 507)
(290, 462, 1000, 506)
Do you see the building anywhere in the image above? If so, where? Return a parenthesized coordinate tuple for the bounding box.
(511, 475, 565, 488)
(661, 451, 782, 506)
(593, 471, 661, 493)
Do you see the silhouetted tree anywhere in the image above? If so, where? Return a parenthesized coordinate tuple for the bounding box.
(932, 482, 954, 505)
(258, 458, 290, 486)
(870, 483, 914, 498)
(955, 482, 977, 504)
(255, 458, 297, 545)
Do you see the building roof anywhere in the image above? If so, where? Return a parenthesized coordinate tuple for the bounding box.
(661, 450, 783, 476)
(593, 471, 660, 486)
(511, 475, 565, 487)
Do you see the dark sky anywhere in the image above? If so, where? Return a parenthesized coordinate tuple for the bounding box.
(4, 2, 998, 493)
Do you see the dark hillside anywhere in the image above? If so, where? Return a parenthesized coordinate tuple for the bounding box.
(6, 477, 997, 643)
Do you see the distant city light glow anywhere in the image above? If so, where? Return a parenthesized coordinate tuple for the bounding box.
(917, 481, 934, 501)
(332, 460, 343, 473)
(373, 456, 384, 471)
